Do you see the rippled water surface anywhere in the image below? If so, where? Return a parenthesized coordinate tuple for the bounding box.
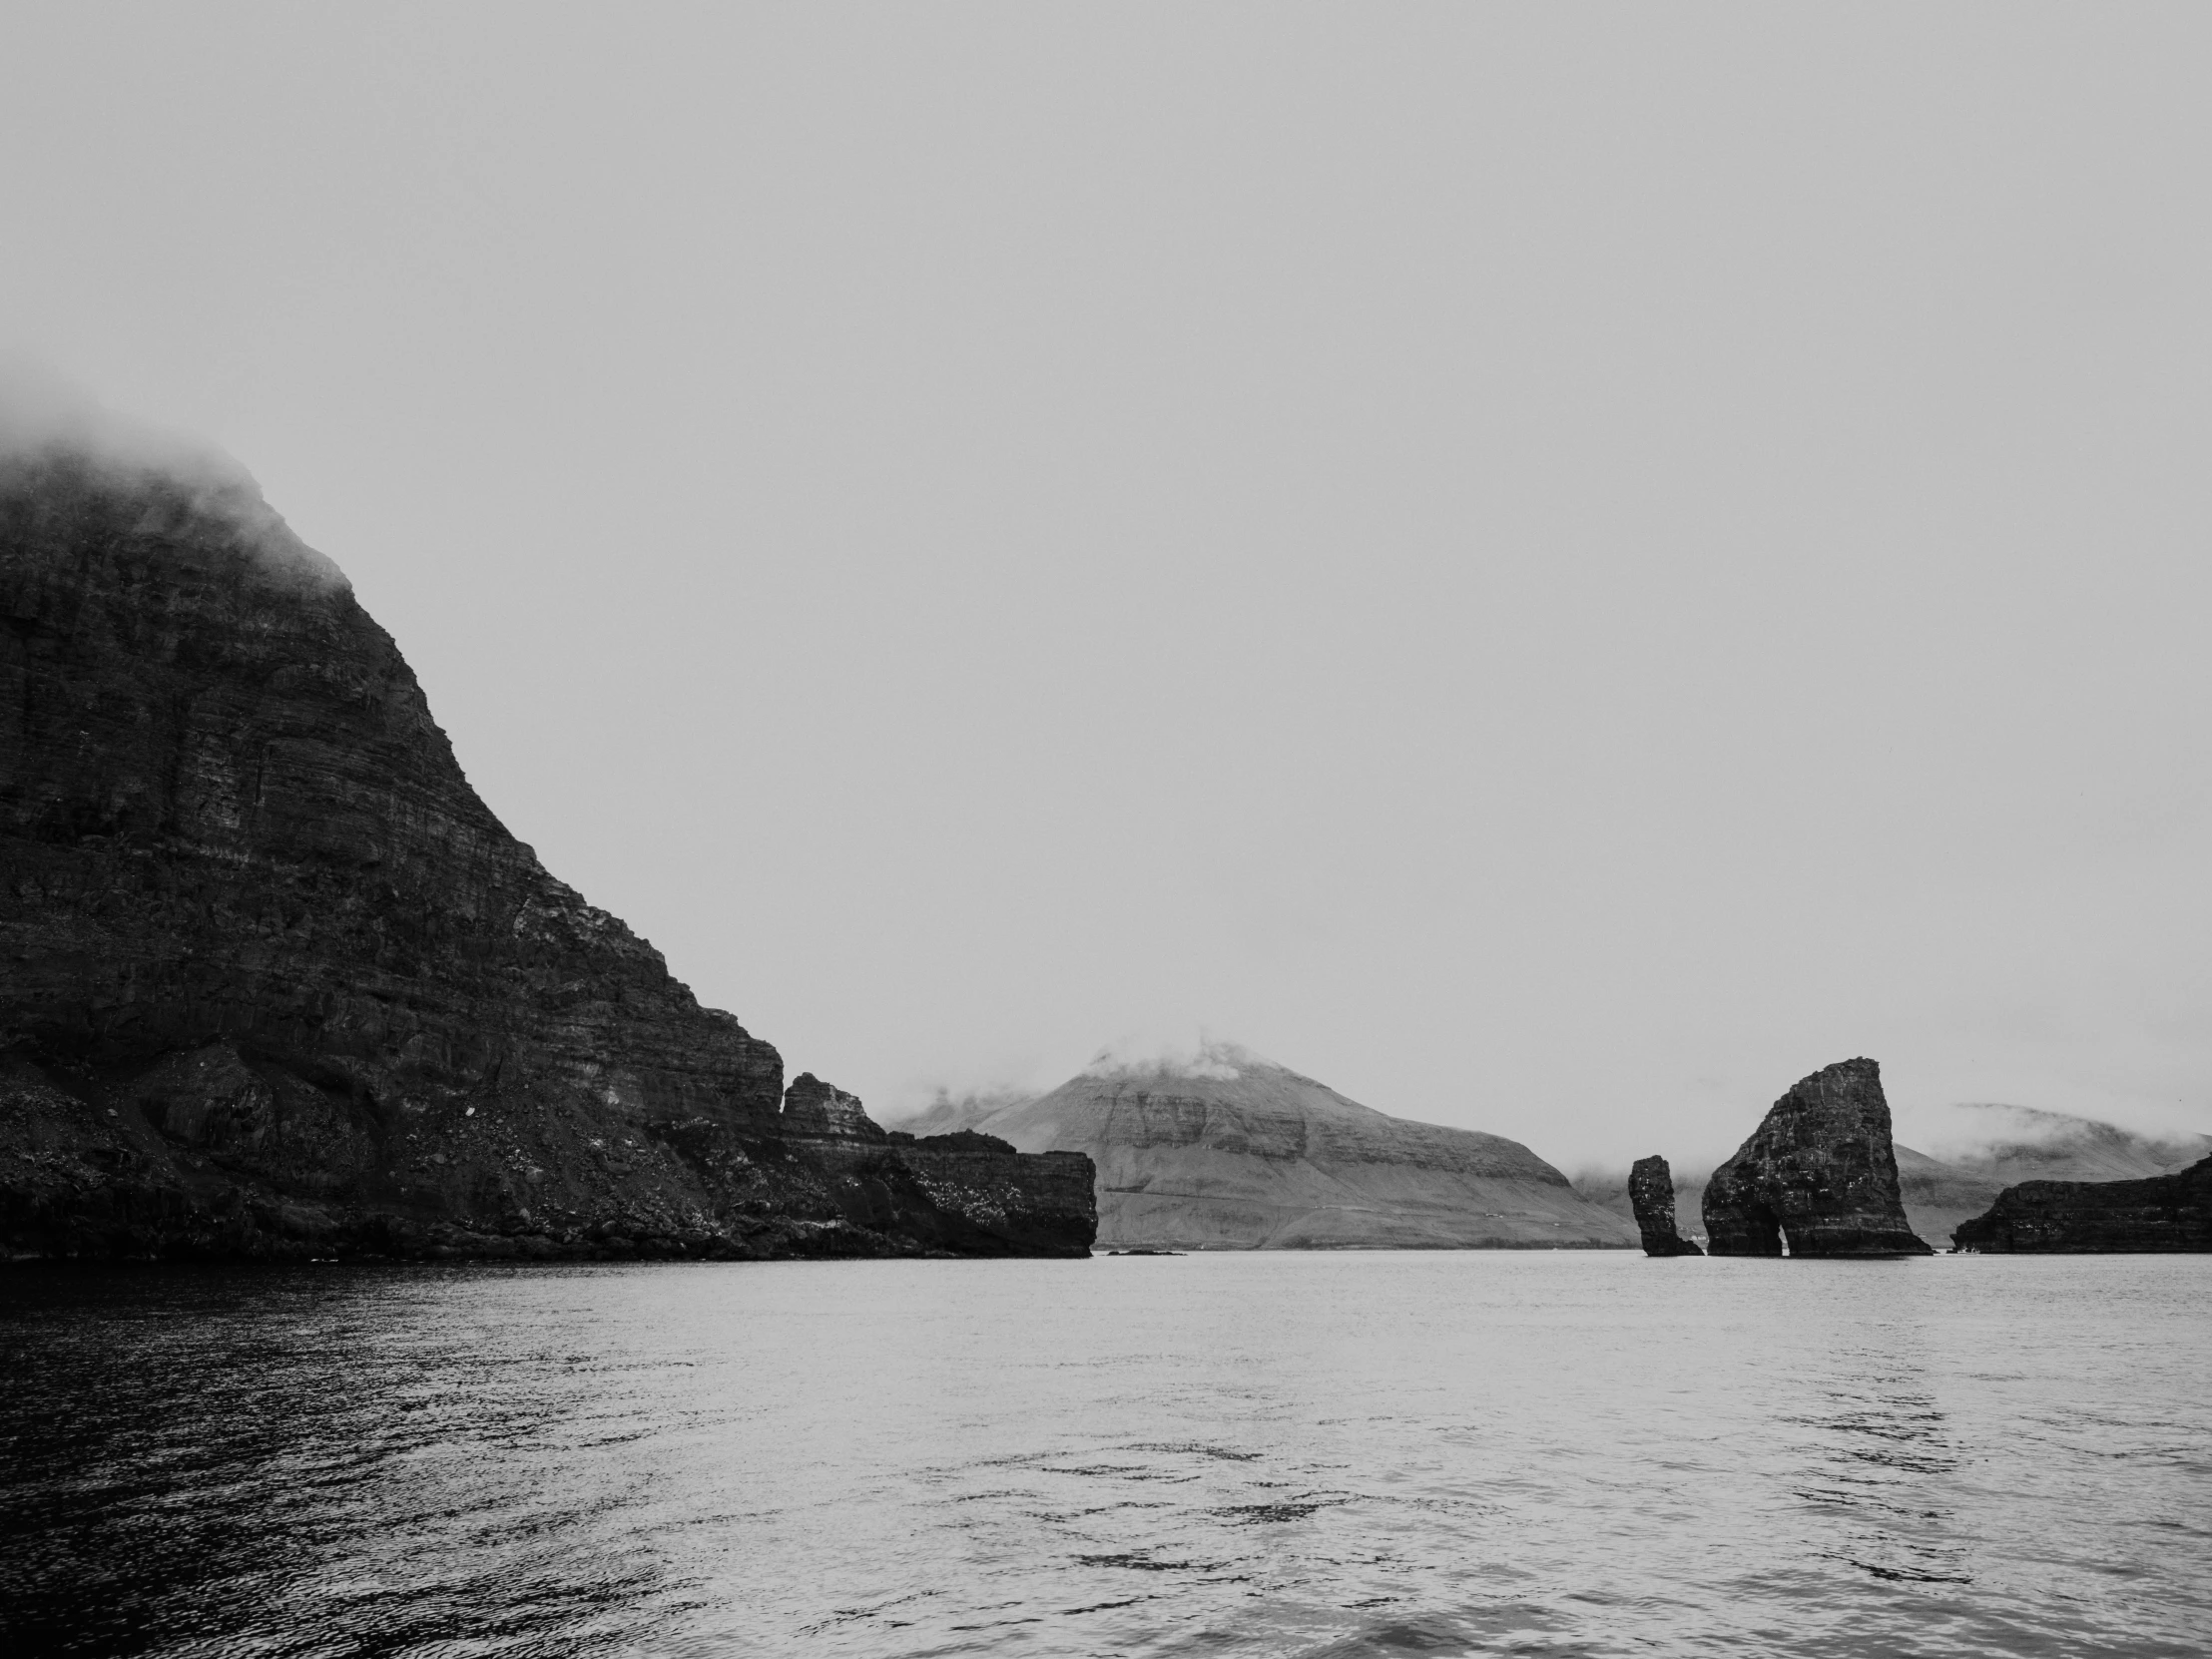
(4, 1253, 2207, 1657)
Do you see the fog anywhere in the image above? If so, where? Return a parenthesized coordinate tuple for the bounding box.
(0, 352, 250, 490)
(0, 354, 341, 588)
(4, 6, 2209, 1174)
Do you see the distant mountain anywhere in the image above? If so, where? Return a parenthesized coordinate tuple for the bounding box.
(1915, 1103, 2211, 1187)
(1573, 1104, 2211, 1251)
(1890, 1145, 2004, 1253)
(897, 1088, 1040, 1139)
(894, 1041, 1637, 1250)
(1909, 1105, 2209, 1247)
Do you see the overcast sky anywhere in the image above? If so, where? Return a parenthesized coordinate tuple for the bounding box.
(6, 5, 2209, 1167)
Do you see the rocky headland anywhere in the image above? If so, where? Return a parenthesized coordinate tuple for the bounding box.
(0, 434, 1095, 1261)
(1628, 1155, 1701, 1256)
(894, 1041, 1638, 1250)
(1576, 1104, 2207, 1252)
(1701, 1058, 1931, 1257)
(1950, 1154, 2212, 1252)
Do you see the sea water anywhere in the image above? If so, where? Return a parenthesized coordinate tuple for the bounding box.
(3, 1252, 2206, 1657)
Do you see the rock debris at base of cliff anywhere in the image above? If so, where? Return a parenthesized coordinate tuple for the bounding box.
(0, 444, 1095, 1261)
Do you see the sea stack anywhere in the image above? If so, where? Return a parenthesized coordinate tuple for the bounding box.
(0, 427, 1095, 1260)
(1702, 1058, 1932, 1257)
(1950, 1155, 2212, 1252)
(1629, 1155, 1703, 1256)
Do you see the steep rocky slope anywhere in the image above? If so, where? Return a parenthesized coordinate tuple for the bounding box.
(0, 437, 1093, 1260)
(898, 1042, 1636, 1249)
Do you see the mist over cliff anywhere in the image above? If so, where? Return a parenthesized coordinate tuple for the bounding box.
(0, 359, 341, 590)
(0, 415, 1093, 1260)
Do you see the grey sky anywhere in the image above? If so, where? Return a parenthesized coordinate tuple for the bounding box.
(6, 5, 2208, 1168)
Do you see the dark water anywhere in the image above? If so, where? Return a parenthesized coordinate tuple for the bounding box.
(3, 1254, 2206, 1657)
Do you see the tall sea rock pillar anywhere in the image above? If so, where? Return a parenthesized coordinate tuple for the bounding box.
(1702, 1058, 1932, 1257)
(1629, 1155, 1703, 1256)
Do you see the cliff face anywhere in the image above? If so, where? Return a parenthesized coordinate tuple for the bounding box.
(1628, 1155, 1701, 1256)
(1950, 1156, 2212, 1253)
(901, 1042, 1638, 1250)
(1702, 1058, 1931, 1257)
(0, 446, 1094, 1260)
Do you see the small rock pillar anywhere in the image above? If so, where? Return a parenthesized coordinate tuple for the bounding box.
(1629, 1155, 1704, 1256)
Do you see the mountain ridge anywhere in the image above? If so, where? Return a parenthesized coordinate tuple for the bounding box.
(894, 1042, 1637, 1250)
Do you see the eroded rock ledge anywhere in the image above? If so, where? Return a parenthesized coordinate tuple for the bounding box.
(0, 448, 1095, 1261)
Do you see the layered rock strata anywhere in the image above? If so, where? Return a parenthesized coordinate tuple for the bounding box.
(1629, 1155, 1702, 1256)
(0, 443, 1094, 1260)
(1702, 1058, 1932, 1257)
(1950, 1155, 2212, 1253)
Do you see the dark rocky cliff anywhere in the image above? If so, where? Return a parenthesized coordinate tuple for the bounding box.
(1702, 1058, 1931, 1257)
(0, 445, 1094, 1260)
(1950, 1155, 2212, 1253)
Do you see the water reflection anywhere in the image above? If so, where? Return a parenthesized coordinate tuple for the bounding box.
(1784, 1323, 1970, 1589)
(5, 1255, 2209, 1658)
(2, 1268, 678, 1657)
